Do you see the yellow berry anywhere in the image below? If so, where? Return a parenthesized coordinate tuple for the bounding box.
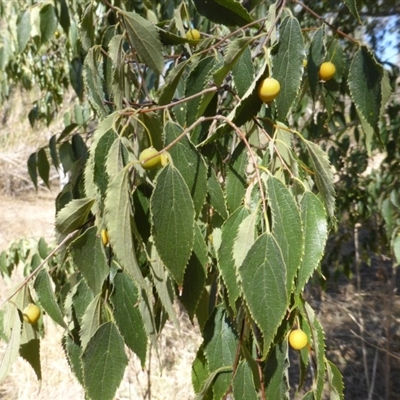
(23, 303, 41, 325)
(160, 153, 169, 167)
(186, 29, 201, 41)
(288, 329, 308, 350)
(302, 59, 308, 67)
(257, 77, 281, 103)
(319, 61, 336, 81)
(101, 229, 109, 246)
(139, 147, 161, 170)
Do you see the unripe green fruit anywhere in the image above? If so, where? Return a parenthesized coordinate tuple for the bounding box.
(257, 77, 281, 103)
(288, 329, 308, 350)
(319, 61, 336, 81)
(186, 29, 201, 41)
(23, 303, 41, 325)
(139, 147, 161, 170)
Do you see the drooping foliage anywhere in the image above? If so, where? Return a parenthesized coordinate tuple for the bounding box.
(1, 1, 399, 399)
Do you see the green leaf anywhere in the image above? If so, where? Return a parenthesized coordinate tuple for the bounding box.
(82, 322, 128, 400)
(185, 56, 217, 126)
(37, 148, 50, 189)
(94, 129, 118, 196)
(19, 338, 41, 380)
(192, 346, 211, 396)
(17, 10, 31, 54)
(296, 193, 328, 295)
(149, 243, 179, 330)
(226, 141, 248, 212)
(304, 139, 335, 218)
(273, 16, 305, 119)
(267, 176, 303, 296)
(80, 4, 94, 51)
(180, 224, 208, 320)
(233, 360, 258, 400)
(151, 164, 195, 285)
(232, 209, 258, 273)
(207, 167, 228, 219)
(34, 270, 68, 329)
(39, 4, 57, 44)
(69, 57, 84, 100)
(140, 112, 164, 153)
(0, 305, 21, 383)
(62, 334, 83, 385)
(164, 122, 208, 216)
(348, 46, 384, 131)
(307, 26, 325, 99)
(70, 227, 109, 295)
(105, 137, 130, 182)
(108, 34, 125, 110)
(326, 359, 344, 400)
(118, 9, 164, 75)
(111, 271, 147, 367)
(193, 0, 253, 27)
(203, 307, 237, 399)
(218, 206, 250, 309)
(232, 46, 254, 98)
(80, 294, 102, 351)
(393, 235, 400, 265)
(27, 152, 38, 189)
(84, 46, 109, 117)
(158, 60, 188, 105)
(239, 233, 287, 355)
(54, 0, 70, 34)
(343, 0, 361, 23)
(55, 197, 94, 240)
(70, 279, 94, 323)
(105, 168, 147, 288)
(303, 302, 326, 399)
(202, 59, 266, 145)
(264, 341, 289, 400)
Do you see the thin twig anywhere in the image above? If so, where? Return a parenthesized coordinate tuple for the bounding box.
(0, 229, 79, 308)
(292, 0, 359, 45)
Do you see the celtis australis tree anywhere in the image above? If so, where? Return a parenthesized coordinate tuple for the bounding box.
(0, 0, 396, 399)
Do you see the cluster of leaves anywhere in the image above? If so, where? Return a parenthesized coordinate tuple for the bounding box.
(0, 0, 397, 399)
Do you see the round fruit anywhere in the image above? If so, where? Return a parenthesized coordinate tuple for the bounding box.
(319, 61, 336, 81)
(186, 29, 201, 41)
(257, 77, 281, 103)
(160, 153, 169, 167)
(23, 303, 41, 325)
(101, 229, 109, 246)
(288, 329, 308, 350)
(139, 147, 161, 170)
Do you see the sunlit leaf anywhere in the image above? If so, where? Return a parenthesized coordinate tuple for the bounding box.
(111, 271, 147, 366)
(118, 9, 164, 75)
(273, 16, 305, 119)
(70, 227, 109, 295)
(233, 360, 258, 400)
(203, 307, 236, 399)
(304, 139, 335, 218)
(82, 322, 128, 400)
(34, 269, 67, 329)
(239, 233, 287, 355)
(151, 164, 195, 285)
